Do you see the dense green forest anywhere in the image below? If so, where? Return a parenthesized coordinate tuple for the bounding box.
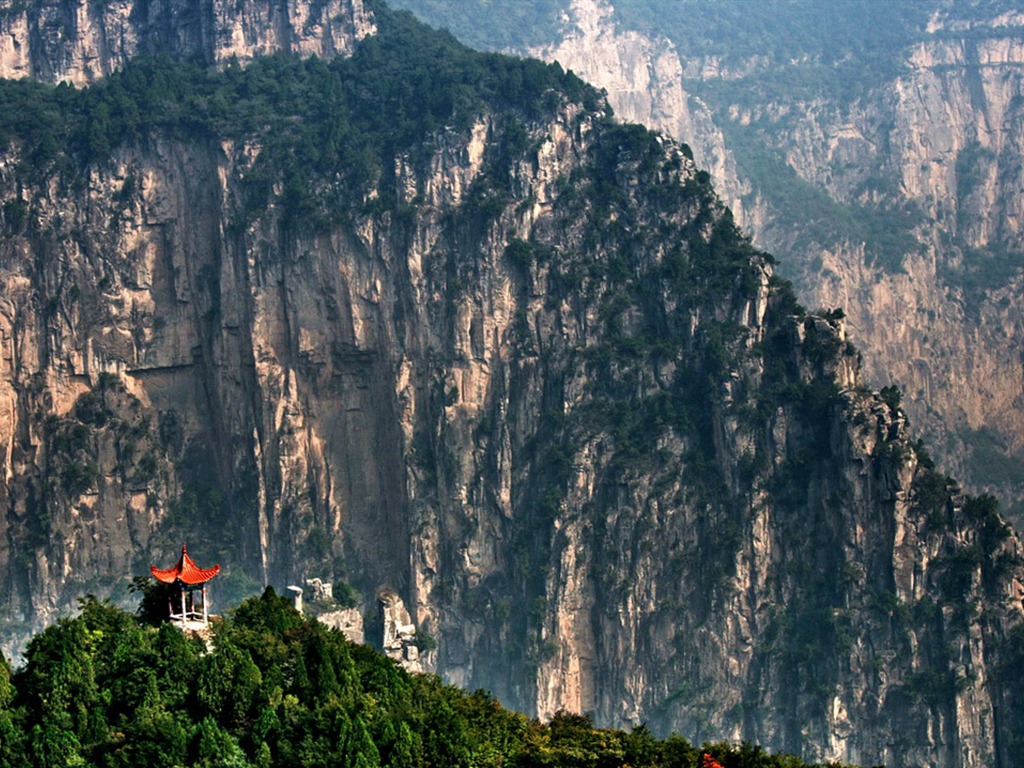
(0, 0, 602, 225)
(0, 590, 863, 768)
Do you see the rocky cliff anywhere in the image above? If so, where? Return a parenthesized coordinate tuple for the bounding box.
(526, 0, 748, 225)
(0, 0, 375, 85)
(703, 7, 1024, 530)
(502, 0, 1024, 528)
(0, 3, 1023, 767)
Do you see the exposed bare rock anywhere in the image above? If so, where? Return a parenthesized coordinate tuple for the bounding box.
(0, 0, 375, 85)
(517, 0, 1024, 526)
(743, 15, 1024, 521)
(0, 91, 1018, 765)
(379, 589, 423, 673)
(528, 0, 750, 223)
(318, 607, 364, 645)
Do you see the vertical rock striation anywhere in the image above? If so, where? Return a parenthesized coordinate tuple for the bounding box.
(516, 0, 1024, 525)
(527, 0, 749, 225)
(0, 0, 375, 85)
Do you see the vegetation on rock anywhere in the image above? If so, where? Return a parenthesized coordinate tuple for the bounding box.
(0, 1, 601, 225)
(0, 3, 1021, 765)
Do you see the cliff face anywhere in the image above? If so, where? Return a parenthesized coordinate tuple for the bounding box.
(0, 0, 375, 85)
(504, 0, 1024, 529)
(527, 0, 750, 226)
(717, 12, 1024, 524)
(0, 4, 1023, 767)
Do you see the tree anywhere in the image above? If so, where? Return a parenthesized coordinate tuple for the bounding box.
(30, 722, 87, 768)
(0, 655, 25, 767)
(19, 616, 106, 752)
(193, 716, 253, 768)
(337, 716, 380, 768)
(130, 575, 180, 626)
(379, 720, 418, 768)
(117, 704, 190, 768)
(0, 599, 848, 768)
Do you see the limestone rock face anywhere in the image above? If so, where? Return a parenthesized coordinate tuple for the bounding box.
(379, 589, 423, 673)
(529, 0, 749, 225)
(519, 0, 1024, 525)
(750, 17, 1024, 521)
(0, 90, 1020, 768)
(318, 607, 364, 645)
(0, 4, 1021, 767)
(0, 0, 375, 85)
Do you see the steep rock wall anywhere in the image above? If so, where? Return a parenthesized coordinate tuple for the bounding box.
(734, 15, 1024, 519)
(0, 89, 1021, 767)
(0, 0, 374, 85)
(0, 3, 1022, 766)
(521, 0, 1024, 526)
(527, 0, 750, 226)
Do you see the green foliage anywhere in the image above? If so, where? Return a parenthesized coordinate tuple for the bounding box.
(899, 669, 959, 706)
(1, 593, 852, 768)
(333, 580, 361, 609)
(1, 198, 28, 232)
(911, 438, 935, 470)
(0, 653, 24, 768)
(935, 545, 984, 601)
(961, 494, 1023, 592)
(879, 385, 901, 412)
(800, 319, 843, 367)
(505, 238, 539, 269)
(911, 469, 958, 529)
(129, 575, 181, 626)
(520, 0, 935, 280)
(0, 2, 601, 226)
(416, 629, 438, 652)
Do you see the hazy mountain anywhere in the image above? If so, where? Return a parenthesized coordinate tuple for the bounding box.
(391, 0, 1024, 529)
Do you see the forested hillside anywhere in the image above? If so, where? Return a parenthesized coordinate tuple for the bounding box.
(0, 591, 858, 768)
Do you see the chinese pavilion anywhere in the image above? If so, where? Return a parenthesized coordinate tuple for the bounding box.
(150, 544, 221, 628)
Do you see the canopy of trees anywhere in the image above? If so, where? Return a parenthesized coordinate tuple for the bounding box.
(0, 590, 861, 768)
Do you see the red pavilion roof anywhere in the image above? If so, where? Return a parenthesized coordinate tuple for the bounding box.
(151, 544, 221, 586)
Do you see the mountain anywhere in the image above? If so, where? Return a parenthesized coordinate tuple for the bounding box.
(0, 1, 1022, 766)
(390, 0, 1024, 531)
